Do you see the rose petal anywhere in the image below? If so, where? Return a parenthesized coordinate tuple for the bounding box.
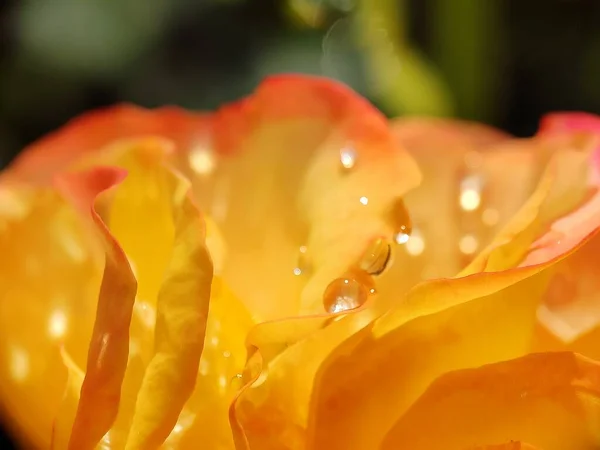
(0, 183, 101, 448)
(230, 301, 381, 450)
(56, 167, 137, 450)
(306, 136, 600, 448)
(381, 352, 600, 450)
(462, 130, 599, 274)
(171, 277, 252, 449)
(188, 75, 421, 320)
(4, 106, 207, 185)
(380, 118, 535, 297)
(50, 348, 85, 450)
(123, 171, 213, 449)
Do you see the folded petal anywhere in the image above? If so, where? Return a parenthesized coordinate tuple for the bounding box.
(381, 352, 600, 450)
(381, 118, 533, 297)
(4, 106, 207, 184)
(306, 131, 600, 449)
(185, 75, 421, 320)
(56, 167, 138, 450)
(124, 171, 213, 449)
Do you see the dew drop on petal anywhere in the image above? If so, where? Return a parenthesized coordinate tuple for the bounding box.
(339, 145, 357, 170)
(390, 199, 412, 245)
(323, 277, 368, 314)
(293, 245, 311, 276)
(359, 237, 392, 275)
(230, 373, 244, 392)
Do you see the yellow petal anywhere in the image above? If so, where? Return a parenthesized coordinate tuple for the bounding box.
(381, 352, 600, 450)
(182, 75, 421, 321)
(0, 183, 101, 448)
(124, 171, 213, 449)
(462, 132, 599, 275)
(56, 167, 138, 450)
(170, 277, 252, 450)
(306, 134, 600, 449)
(50, 348, 85, 450)
(381, 118, 534, 296)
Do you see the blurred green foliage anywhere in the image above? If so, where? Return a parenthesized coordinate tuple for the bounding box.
(0, 0, 600, 167)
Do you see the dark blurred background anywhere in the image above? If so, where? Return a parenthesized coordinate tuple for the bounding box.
(1, 0, 600, 447)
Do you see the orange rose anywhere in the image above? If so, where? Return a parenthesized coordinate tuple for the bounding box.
(0, 75, 598, 450)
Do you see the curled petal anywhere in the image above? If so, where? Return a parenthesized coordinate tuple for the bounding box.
(56, 167, 137, 450)
(5, 105, 207, 184)
(196, 75, 421, 320)
(383, 118, 531, 295)
(307, 130, 600, 449)
(124, 171, 213, 449)
(381, 352, 600, 450)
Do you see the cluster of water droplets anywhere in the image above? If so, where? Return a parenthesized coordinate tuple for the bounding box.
(290, 145, 414, 315)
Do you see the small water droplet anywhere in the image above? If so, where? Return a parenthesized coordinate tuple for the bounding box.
(340, 146, 356, 170)
(359, 196, 369, 205)
(323, 277, 369, 313)
(359, 237, 392, 275)
(293, 245, 312, 276)
(389, 199, 412, 244)
(229, 373, 244, 394)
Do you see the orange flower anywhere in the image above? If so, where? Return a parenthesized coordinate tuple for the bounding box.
(0, 76, 599, 450)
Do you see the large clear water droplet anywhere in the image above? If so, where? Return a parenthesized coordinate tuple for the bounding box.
(323, 277, 368, 313)
(359, 237, 391, 275)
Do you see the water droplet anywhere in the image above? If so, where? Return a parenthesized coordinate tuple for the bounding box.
(359, 237, 392, 275)
(323, 277, 369, 313)
(293, 245, 311, 276)
(339, 146, 356, 170)
(389, 199, 412, 244)
(359, 196, 369, 206)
